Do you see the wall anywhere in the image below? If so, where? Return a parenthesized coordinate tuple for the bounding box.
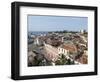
(0, 0, 99, 82)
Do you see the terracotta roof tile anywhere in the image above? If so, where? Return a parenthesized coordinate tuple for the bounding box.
(60, 44, 77, 52)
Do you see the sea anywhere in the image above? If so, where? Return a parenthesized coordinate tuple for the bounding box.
(28, 31, 49, 35)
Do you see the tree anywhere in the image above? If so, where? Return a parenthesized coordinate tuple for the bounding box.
(55, 54, 67, 65)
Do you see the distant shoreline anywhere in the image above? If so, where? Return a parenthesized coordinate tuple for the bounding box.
(28, 30, 87, 35)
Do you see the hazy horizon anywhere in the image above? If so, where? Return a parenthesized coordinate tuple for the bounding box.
(28, 15, 88, 32)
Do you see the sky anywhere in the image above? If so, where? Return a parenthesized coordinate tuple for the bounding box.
(28, 15, 88, 32)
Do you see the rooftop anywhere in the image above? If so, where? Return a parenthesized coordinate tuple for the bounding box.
(60, 43, 77, 52)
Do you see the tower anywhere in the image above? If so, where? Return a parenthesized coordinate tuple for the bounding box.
(34, 37, 40, 45)
(62, 37, 64, 42)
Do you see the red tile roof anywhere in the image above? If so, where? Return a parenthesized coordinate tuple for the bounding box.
(60, 43, 77, 52)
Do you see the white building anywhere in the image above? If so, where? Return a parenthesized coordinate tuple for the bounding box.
(61, 37, 64, 42)
(58, 47, 69, 55)
(58, 43, 77, 55)
(80, 29, 86, 34)
(34, 37, 40, 45)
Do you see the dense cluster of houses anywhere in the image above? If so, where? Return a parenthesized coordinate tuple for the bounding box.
(28, 30, 88, 66)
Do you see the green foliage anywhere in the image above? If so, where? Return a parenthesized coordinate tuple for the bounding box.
(29, 56, 46, 66)
(55, 54, 75, 65)
(55, 54, 67, 65)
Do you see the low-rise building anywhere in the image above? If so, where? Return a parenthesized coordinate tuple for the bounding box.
(58, 47, 69, 55)
(58, 43, 77, 55)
